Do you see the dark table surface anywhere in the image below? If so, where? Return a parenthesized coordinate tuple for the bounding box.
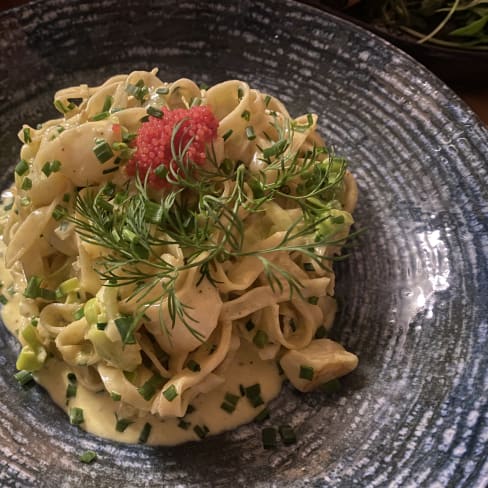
(1, 0, 487, 125)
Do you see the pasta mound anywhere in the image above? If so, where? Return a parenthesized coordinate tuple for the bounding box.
(0, 69, 359, 445)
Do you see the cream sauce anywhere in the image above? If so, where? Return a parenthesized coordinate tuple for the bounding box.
(0, 252, 282, 444)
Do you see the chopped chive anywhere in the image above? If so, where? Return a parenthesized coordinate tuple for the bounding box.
(24, 276, 41, 299)
(156, 87, 169, 95)
(96, 322, 107, 330)
(90, 112, 109, 121)
(20, 196, 31, 206)
(220, 402, 235, 414)
(66, 382, 77, 399)
(67, 372, 77, 383)
(303, 262, 314, 272)
(241, 110, 251, 121)
(111, 142, 128, 152)
(299, 365, 314, 381)
(222, 129, 233, 141)
(254, 407, 270, 423)
(331, 215, 345, 224)
(30, 317, 38, 327)
(54, 100, 74, 114)
(308, 296, 319, 305)
(162, 384, 178, 402)
(38, 288, 56, 301)
(224, 392, 240, 406)
(264, 95, 271, 107)
(79, 450, 97, 464)
(126, 80, 149, 103)
(193, 424, 209, 439)
(122, 132, 137, 144)
(69, 407, 84, 425)
(73, 308, 84, 320)
(320, 378, 342, 394)
(49, 159, 61, 173)
(279, 425, 297, 445)
(178, 419, 191, 430)
(147, 106, 163, 118)
(57, 277, 80, 296)
(262, 427, 277, 449)
(248, 394, 264, 408)
(0, 294, 8, 305)
(115, 416, 134, 432)
(41, 161, 52, 177)
(186, 359, 201, 372)
(245, 126, 256, 140)
(220, 158, 234, 175)
(102, 95, 113, 112)
(314, 325, 327, 339)
(139, 115, 150, 123)
(93, 139, 114, 164)
(245, 383, 261, 398)
(114, 315, 136, 344)
(23, 128, 32, 144)
(102, 181, 116, 197)
(110, 391, 121, 401)
(253, 329, 268, 349)
(245, 319, 255, 331)
(3, 201, 13, 211)
(138, 422, 152, 443)
(245, 383, 264, 408)
(52, 205, 66, 221)
(14, 370, 34, 386)
(102, 166, 118, 175)
(15, 159, 29, 176)
(62, 193, 71, 202)
(237, 87, 244, 100)
(137, 374, 165, 401)
(190, 97, 202, 107)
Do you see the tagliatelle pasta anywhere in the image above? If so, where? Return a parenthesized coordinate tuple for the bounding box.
(0, 69, 358, 445)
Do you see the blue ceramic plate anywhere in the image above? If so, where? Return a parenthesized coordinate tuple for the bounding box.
(0, 1, 487, 486)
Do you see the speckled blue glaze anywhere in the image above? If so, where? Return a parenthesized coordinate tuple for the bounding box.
(0, 1, 487, 487)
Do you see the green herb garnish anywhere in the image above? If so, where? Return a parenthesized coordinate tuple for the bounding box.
(69, 407, 84, 425)
(79, 450, 97, 464)
(93, 139, 114, 163)
(15, 159, 29, 176)
(299, 365, 314, 381)
(262, 427, 277, 449)
(138, 422, 152, 443)
(14, 370, 34, 386)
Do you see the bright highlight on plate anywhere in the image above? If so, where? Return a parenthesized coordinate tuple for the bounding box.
(0, 69, 358, 445)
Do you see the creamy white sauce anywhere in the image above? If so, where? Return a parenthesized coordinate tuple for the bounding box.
(0, 251, 282, 445)
(34, 342, 282, 445)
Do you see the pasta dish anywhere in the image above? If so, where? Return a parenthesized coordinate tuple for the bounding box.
(0, 69, 358, 445)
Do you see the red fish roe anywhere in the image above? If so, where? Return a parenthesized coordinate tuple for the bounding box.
(126, 105, 219, 188)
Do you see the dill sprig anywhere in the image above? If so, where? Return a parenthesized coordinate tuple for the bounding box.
(69, 111, 354, 343)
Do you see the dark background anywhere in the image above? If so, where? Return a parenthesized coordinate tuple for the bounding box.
(4, 0, 487, 125)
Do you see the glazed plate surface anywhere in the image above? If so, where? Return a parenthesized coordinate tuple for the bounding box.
(0, 1, 487, 486)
